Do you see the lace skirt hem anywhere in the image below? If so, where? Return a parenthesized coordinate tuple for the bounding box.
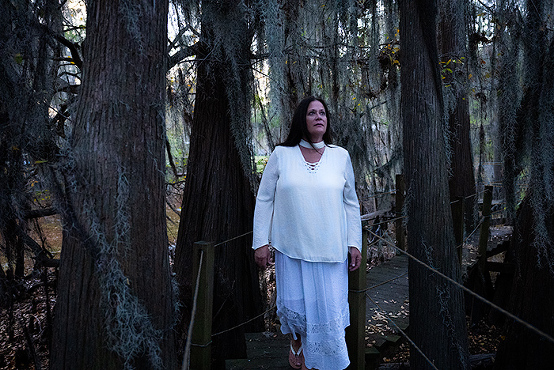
(275, 251, 350, 370)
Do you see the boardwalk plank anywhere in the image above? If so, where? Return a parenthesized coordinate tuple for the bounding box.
(365, 254, 409, 365)
(226, 332, 290, 369)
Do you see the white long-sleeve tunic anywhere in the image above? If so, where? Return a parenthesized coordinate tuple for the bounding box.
(252, 144, 362, 262)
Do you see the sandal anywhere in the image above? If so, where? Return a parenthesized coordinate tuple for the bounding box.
(288, 343, 304, 369)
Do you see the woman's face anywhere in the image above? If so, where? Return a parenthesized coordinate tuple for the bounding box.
(305, 100, 328, 142)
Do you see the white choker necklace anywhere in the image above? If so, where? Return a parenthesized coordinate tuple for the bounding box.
(299, 139, 325, 149)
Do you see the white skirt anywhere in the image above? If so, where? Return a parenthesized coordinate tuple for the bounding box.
(275, 251, 350, 370)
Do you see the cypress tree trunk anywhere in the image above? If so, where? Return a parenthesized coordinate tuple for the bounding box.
(51, 1, 176, 369)
(281, 0, 308, 140)
(493, 195, 554, 370)
(174, 1, 263, 367)
(495, 2, 554, 366)
(438, 0, 477, 231)
(497, 3, 527, 225)
(399, 0, 470, 368)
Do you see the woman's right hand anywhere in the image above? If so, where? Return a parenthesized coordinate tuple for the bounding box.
(254, 244, 273, 269)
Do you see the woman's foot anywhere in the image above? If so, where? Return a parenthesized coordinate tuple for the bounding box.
(288, 337, 304, 369)
(288, 342, 304, 369)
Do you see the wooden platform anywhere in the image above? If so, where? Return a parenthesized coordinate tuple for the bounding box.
(365, 254, 409, 365)
(225, 332, 291, 369)
(225, 255, 410, 369)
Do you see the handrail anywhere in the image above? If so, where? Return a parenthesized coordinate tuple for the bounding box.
(367, 229, 554, 346)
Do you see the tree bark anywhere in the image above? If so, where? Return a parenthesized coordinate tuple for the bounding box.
(493, 195, 554, 369)
(400, 0, 470, 368)
(51, 1, 176, 369)
(279, 0, 307, 142)
(174, 1, 263, 367)
(496, 5, 525, 225)
(438, 0, 477, 232)
(494, 1, 554, 366)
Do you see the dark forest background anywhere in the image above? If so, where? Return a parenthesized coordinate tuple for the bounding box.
(1, 0, 553, 369)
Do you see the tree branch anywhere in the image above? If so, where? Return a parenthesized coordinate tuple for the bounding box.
(51, 32, 83, 69)
(168, 42, 200, 70)
(24, 208, 58, 220)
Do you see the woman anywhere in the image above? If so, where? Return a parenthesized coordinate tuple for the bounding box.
(253, 96, 362, 370)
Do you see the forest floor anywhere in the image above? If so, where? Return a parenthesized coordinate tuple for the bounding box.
(0, 190, 183, 370)
(0, 199, 510, 369)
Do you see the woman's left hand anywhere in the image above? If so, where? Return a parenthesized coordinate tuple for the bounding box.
(348, 247, 362, 271)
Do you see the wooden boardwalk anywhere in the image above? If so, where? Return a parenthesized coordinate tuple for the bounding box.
(365, 254, 409, 367)
(225, 332, 292, 369)
(226, 254, 410, 369)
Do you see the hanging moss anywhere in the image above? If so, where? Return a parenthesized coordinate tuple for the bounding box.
(259, 0, 402, 196)
(531, 20, 554, 271)
(497, 8, 523, 223)
(82, 169, 168, 369)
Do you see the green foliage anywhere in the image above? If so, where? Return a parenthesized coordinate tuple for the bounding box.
(13, 53, 23, 64)
(254, 156, 268, 174)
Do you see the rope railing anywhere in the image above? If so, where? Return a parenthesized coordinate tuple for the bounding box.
(367, 271, 408, 291)
(463, 201, 509, 236)
(362, 189, 398, 199)
(184, 182, 547, 368)
(366, 229, 554, 346)
(462, 216, 485, 244)
(183, 230, 268, 367)
(349, 271, 408, 294)
(448, 188, 493, 205)
(199, 187, 510, 331)
(366, 210, 498, 253)
(464, 192, 479, 200)
(211, 303, 277, 337)
(365, 183, 506, 206)
(211, 228, 276, 337)
(213, 230, 253, 248)
(368, 215, 404, 227)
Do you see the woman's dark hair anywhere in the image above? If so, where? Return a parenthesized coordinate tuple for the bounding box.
(279, 96, 333, 147)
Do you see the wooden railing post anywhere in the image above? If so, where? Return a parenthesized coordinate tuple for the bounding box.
(395, 174, 406, 251)
(191, 241, 215, 370)
(451, 196, 465, 264)
(346, 227, 368, 369)
(467, 186, 494, 324)
(478, 186, 493, 271)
